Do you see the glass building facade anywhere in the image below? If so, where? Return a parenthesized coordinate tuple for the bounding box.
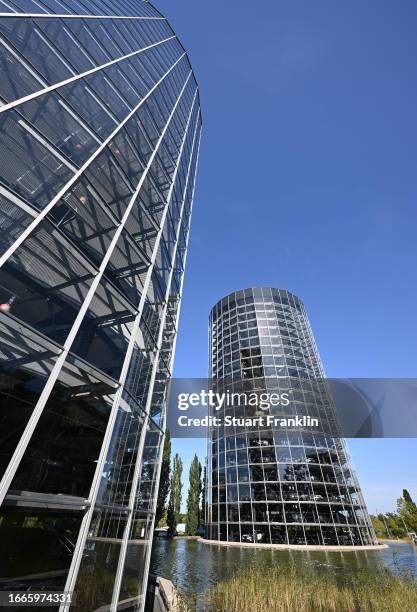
(0, 1, 201, 610)
(206, 288, 377, 547)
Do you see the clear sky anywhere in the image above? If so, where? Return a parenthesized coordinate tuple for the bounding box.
(154, 0, 417, 513)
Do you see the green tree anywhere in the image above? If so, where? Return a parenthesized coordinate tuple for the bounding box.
(370, 514, 386, 538)
(186, 454, 202, 535)
(385, 512, 406, 538)
(403, 490, 417, 514)
(397, 489, 417, 533)
(167, 453, 183, 536)
(200, 464, 207, 526)
(155, 431, 171, 526)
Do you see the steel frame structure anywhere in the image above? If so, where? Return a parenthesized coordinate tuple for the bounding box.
(0, 2, 202, 610)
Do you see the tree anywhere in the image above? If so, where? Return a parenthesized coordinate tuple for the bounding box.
(385, 512, 406, 538)
(167, 453, 183, 536)
(397, 489, 417, 533)
(370, 514, 386, 538)
(200, 464, 207, 526)
(155, 431, 171, 526)
(403, 489, 417, 514)
(371, 512, 406, 539)
(186, 454, 202, 535)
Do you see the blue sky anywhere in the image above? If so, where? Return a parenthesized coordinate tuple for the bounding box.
(155, 0, 417, 513)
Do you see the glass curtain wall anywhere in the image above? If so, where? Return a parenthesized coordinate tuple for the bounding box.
(0, 1, 202, 610)
(206, 288, 377, 547)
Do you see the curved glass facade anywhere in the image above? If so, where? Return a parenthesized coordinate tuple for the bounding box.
(206, 288, 377, 547)
(0, 1, 201, 610)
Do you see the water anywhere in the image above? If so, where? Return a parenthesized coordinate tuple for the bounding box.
(149, 538, 417, 608)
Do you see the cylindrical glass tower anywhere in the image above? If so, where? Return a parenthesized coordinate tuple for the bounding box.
(206, 287, 377, 546)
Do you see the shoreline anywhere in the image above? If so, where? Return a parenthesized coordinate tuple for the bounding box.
(377, 538, 412, 544)
(199, 538, 388, 551)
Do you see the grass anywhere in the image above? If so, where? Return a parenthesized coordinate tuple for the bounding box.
(202, 561, 417, 612)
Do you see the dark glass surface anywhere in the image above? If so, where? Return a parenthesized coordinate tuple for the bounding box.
(10, 371, 114, 497)
(0, 507, 83, 592)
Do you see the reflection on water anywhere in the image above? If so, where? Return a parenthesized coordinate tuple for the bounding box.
(149, 539, 417, 608)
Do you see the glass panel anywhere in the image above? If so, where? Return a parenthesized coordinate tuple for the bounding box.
(0, 316, 59, 474)
(118, 512, 153, 606)
(0, 217, 94, 346)
(0, 192, 34, 257)
(73, 510, 127, 612)
(0, 19, 73, 84)
(9, 356, 116, 497)
(0, 507, 82, 592)
(0, 111, 74, 208)
(96, 391, 147, 509)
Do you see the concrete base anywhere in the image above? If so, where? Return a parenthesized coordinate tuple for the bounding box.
(146, 574, 178, 611)
(198, 537, 388, 551)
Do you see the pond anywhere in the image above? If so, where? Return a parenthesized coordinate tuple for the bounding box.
(149, 538, 417, 609)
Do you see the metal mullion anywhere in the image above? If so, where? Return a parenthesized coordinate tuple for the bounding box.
(106, 109, 177, 212)
(317, 455, 340, 545)
(66, 178, 153, 272)
(105, 408, 133, 508)
(301, 309, 364, 544)
(0, 52, 187, 269)
(124, 40, 163, 93)
(140, 36, 176, 89)
(0, 13, 166, 20)
(136, 107, 178, 177)
(1, 311, 63, 358)
(0, 28, 174, 115)
(103, 16, 171, 86)
(124, 113, 199, 418)
(52, 0, 101, 16)
(158, 133, 201, 565)
(0, 0, 15, 12)
(328, 447, 353, 543)
(57, 78, 196, 611)
(114, 19, 149, 56)
(0, 70, 193, 509)
(109, 96, 200, 612)
(336, 448, 370, 545)
(121, 19, 168, 75)
(96, 20, 157, 100)
(5, 348, 56, 370)
(0, 183, 37, 218)
(74, 17, 151, 110)
(45, 272, 93, 294)
(34, 20, 87, 77)
(108, 225, 151, 274)
(294, 307, 330, 544)
(348, 460, 376, 543)
(0, 31, 90, 133)
(96, 18, 131, 54)
(6, 0, 46, 12)
(126, 198, 159, 239)
(117, 405, 147, 507)
(24, 219, 98, 276)
(34, 0, 75, 14)
(16, 117, 78, 171)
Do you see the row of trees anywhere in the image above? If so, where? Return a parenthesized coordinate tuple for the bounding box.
(370, 489, 417, 539)
(156, 438, 417, 542)
(155, 432, 205, 536)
